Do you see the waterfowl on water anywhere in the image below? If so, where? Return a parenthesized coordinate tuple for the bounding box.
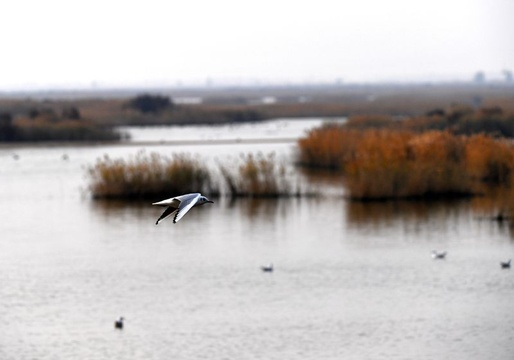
(152, 193, 213, 224)
(261, 264, 274, 272)
(114, 317, 124, 329)
(500, 259, 511, 269)
(431, 250, 447, 259)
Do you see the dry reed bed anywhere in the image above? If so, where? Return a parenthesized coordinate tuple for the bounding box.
(219, 153, 296, 197)
(88, 152, 214, 199)
(88, 152, 296, 199)
(298, 126, 514, 200)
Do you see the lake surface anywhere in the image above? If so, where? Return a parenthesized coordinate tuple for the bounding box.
(1, 118, 513, 360)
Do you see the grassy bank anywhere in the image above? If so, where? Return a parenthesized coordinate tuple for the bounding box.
(0, 110, 123, 142)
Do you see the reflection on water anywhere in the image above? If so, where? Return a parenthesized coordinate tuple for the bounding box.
(1, 120, 514, 360)
(346, 198, 471, 227)
(297, 167, 346, 196)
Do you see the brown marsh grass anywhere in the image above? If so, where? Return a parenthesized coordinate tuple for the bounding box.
(297, 125, 361, 170)
(344, 131, 473, 199)
(88, 152, 216, 199)
(297, 126, 514, 200)
(220, 153, 296, 198)
(88, 151, 299, 200)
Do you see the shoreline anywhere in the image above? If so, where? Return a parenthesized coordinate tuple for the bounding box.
(0, 137, 298, 149)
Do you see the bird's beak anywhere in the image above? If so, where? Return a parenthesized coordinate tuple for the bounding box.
(207, 200, 214, 203)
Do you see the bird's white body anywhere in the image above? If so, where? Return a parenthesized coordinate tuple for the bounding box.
(153, 193, 213, 224)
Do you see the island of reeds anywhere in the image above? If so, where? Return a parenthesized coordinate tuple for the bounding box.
(297, 105, 514, 201)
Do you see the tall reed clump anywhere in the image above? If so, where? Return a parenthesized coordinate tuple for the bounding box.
(88, 151, 216, 199)
(297, 125, 514, 200)
(464, 134, 514, 185)
(220, 153, 295, 197)
(344, 131, 472, 199)
(297, 124, 361, 170)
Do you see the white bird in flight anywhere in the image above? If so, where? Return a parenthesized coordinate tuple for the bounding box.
(152, 193, 213, 224)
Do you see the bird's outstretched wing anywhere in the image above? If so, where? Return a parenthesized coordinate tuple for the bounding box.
(173, 193, 200, 223)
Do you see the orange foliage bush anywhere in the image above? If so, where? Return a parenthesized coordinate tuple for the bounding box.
(344, 130, 472, 199)
(297, 125, 361, 170)
(297, 127, 514, 200)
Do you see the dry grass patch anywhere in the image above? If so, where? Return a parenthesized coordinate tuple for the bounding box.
(88, 151, 303, 200)
(297, 126, 514, 200)
(88, 152, 216, 199)
(220, 153, 297, 197)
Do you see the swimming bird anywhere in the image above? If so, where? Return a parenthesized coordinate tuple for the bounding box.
(500, 259, 511, 269)
(431, 250, 447, 259)
(114, 317, 124, 329)
(260, 264, 274, 272)
(152, 193, 213, 224)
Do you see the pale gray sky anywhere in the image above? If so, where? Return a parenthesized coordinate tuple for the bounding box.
(1, 0, 513, 90)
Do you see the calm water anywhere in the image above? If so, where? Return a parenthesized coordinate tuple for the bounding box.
(1, 118, 513, 360)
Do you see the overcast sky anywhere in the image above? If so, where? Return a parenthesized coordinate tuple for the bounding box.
(1, 0, 513, 90)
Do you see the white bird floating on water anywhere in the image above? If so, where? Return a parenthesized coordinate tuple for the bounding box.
(431, 250, 447, 259)
(152, 193, 213, 224)
(261, 264, 274, 272)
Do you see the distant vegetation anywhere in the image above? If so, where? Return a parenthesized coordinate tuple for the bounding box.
(343, 105, 514, 138)
(88, 151, 297, 199)
(0, 108, 122, 142)
(297, 106, 514, 200)
(2, 83, 514, 140)
(125, 94, 173, 113)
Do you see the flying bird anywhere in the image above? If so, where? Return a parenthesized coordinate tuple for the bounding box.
(153, 193, 213, 224)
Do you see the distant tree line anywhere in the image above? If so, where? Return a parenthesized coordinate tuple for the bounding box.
(123, 93, 264, 125)
(126, 94, 173, 113)
(0, 113, 16, 141)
